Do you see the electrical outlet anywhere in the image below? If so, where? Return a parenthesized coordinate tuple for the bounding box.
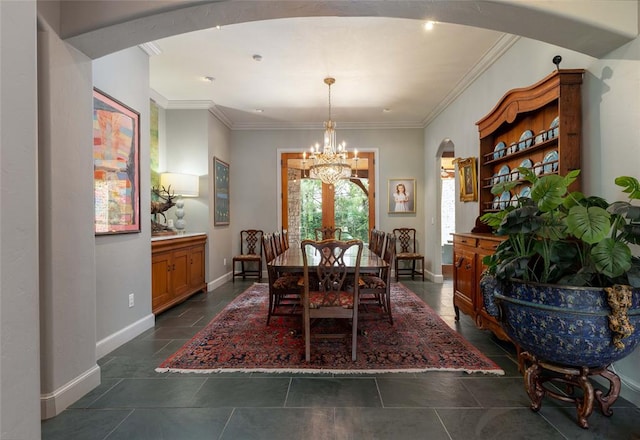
(223, 258, 227, 266)
(128, 293, 134, 308)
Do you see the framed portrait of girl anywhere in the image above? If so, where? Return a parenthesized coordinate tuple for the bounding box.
(388, 179, 416, 213)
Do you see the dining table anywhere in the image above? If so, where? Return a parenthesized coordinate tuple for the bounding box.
(269, 244, 387, 274)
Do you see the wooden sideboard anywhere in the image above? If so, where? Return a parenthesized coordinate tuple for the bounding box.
(452, 232, 511, 342)
(151, 233, 207, 314)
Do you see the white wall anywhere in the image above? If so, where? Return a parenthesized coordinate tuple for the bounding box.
(92, 48, 155, 354)
(164, 109, 210, 237)
(38, 19, 101, 420)
(1, 1, 41, 437)
(229, 127, 426, 263)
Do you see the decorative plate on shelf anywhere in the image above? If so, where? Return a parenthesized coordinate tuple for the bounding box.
(543, 150, 559, 174)
(534, 162, 543, 176)
(548, 116, 560, 138)
(500, 191, 511, 209)
(518, 130, 534, 150)
(493, 141, 506, 160)
(519, 186, 531, 198)
(534, 130, 547, 145)
(510, 194, 519, 207)
(498, 165, 510, 182)
(519, 158, 533, 171)
(493, 196, 500, 210)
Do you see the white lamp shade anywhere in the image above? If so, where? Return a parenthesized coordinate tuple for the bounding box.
(160, 173, 199, 197)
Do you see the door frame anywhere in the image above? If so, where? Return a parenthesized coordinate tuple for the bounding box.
(277, 148, 380, 235)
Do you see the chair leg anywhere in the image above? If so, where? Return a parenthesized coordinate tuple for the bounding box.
(421, 257, 425, 281)
(351, 306, 358, 361)
(304, 309, 311, 362)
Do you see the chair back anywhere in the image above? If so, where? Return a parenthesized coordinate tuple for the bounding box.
(382, 234, 397, 271)
(393, 228, 417, 254)
(301, 239, 363, 302)
(314, 226, 342, 240)
(281, 229, 289, 251)
(370, 229, 386, 257)
(273, 231, 283, 255)
(262, 233, 276, 263)
(240, 229, 263, 256)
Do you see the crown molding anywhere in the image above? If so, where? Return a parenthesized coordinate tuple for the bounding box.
(138, 42, 162, 56)
(421, 34, 520, 127)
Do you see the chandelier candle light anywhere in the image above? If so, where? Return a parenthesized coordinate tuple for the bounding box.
(306, 77, 357, 185)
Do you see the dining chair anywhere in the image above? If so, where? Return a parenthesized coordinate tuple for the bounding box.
(301, 238, 363, 361)
(263, 233, 303, 325)
(369, 229, 386, 257)
(232, 229, 263, 283)
(273, 230, 283, 255)
(281, 228, 289, 251)
(393, 228, 425, 281)
(314, 226, 342, 240)
(359, 233, 396, 324)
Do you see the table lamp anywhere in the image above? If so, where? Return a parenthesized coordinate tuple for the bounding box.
(160, 172, 199, 233)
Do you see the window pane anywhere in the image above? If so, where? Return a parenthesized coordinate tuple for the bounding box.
(334, 178, 369, 242)
(299, 178, 322, 240)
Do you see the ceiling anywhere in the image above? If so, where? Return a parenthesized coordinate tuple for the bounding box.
(148, 17, 510, 130)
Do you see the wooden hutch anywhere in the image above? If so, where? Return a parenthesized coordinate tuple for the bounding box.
(453, 69, 584, 341)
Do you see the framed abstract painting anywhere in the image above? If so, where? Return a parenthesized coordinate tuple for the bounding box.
(93, 88, 140, 235)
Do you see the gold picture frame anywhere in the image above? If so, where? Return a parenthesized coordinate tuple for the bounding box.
(456, 157, 478, 202)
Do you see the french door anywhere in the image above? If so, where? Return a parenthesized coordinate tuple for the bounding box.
(281, 152, 375, 245)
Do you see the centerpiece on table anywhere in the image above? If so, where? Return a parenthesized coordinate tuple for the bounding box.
(479, 167, 640, 428)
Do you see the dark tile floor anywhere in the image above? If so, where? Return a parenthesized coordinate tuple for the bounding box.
(42, 279, 640, 440)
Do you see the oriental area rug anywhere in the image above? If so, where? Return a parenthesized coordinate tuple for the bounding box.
(156, 283, 504, 375)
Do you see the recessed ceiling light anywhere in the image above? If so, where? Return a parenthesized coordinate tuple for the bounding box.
(254, 109, 264, 113)
(252, 54, 262, 62)
(215, 25, 222, 30)
(203, 76, 215, 83)
(383, 108, 391, 113)
(424, 21, 435, 31)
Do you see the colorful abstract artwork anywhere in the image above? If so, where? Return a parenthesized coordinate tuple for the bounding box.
(93, 88, 140, 234)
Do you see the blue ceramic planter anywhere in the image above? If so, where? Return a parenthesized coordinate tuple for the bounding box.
(481, 276, 640, 367)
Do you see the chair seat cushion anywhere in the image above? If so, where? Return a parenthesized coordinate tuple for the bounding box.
(308, 291, 354, 309)
(358, 275, 386, 289)
(234, 254, 261, 261)
(273, 273, 304, 290)
(397, 252, 423, 259)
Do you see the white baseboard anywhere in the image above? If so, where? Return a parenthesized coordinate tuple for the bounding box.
(95, 313, 155, 359)
(425, 270, 444, 283)
(41, 364, 101, 420)
(207, 271, 232, 291)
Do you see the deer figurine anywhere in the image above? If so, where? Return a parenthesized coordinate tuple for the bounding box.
(151, 185, 176, 233)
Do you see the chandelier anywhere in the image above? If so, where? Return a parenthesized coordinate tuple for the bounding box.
(302, 77, 357, 185)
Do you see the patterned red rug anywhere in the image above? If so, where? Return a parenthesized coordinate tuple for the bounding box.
(156, 283, 504, 374)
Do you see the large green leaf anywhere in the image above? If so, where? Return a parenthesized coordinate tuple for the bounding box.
(591, 238, 632, 278)
(531, 175, 568, 212)
(566, 205, 611, 244)
(615, 176, 640, 200)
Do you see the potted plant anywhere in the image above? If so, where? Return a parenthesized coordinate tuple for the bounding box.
(479, 168, 640, 427)
(480, 168, 640, 366)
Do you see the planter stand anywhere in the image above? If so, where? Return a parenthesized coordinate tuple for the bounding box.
(521, 352, 621, 429)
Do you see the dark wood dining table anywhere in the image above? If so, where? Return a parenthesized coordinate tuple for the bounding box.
(269, 245, 387, 274)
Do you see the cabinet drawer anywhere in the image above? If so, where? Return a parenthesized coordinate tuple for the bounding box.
(453, 235, 477, 247)
(478, 239, 501, 251)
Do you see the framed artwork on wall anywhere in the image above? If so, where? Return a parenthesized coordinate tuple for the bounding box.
(388, 178, 416, 213)
(93, 88, 140, 235)
(455, 157, 478, 202)
(214, 157, 230, 226)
